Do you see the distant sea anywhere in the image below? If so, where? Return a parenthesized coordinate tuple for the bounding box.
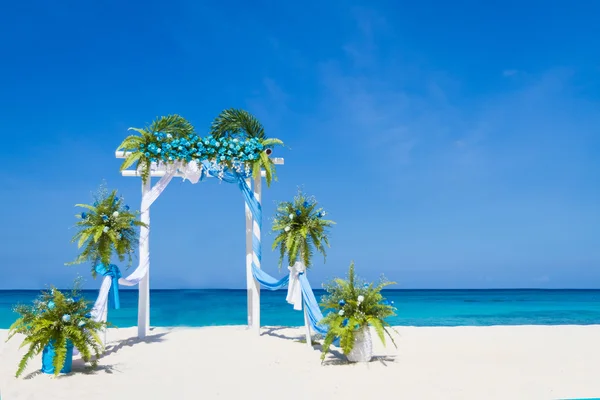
(1, 289, 599, 329)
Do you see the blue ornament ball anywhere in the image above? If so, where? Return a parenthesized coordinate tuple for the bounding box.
(81, 212, 87, 219)
(295, 210, 301, 216)
(338, 300, 346, 307)
(303, 201, 309, 208)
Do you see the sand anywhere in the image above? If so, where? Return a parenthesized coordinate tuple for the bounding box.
(1, 325, 599, 399)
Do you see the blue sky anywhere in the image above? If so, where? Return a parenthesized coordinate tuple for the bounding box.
(0, 0, 599, 289)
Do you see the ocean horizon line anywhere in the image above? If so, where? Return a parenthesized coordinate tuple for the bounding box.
(1, 287, 599, 292)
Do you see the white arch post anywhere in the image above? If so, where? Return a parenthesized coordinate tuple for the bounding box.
(116, 151, 283, 338)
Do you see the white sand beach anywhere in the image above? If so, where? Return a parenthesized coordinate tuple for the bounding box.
(1, 325, 599, 400)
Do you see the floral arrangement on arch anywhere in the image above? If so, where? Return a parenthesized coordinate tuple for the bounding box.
(66, 184, 146, 277)
(116, 109, 283, 185)
(271, 189, 335, 269)
(6, 281, 106, 377)
(319, 261, 397, 361)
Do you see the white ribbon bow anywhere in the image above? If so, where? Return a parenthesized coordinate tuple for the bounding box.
(180, 160, 202, 184)
(286, 261, 305, 311)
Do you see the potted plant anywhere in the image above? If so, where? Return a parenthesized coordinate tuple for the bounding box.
(319, 262, 398, 362)
(271, 189, 335, 269)
(6, 281, 106, 377)
(66, 184, 146, 278)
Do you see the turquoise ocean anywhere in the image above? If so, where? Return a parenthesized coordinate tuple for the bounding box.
(1, 289, 599, 329)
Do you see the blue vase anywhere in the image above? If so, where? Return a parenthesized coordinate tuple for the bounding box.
(41, 339, 74, 374)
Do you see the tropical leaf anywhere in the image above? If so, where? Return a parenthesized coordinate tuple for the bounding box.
(8, 285, 107, 377)
(318, 261, 398, 361)
(120, 151, 142, 171)
(271, 190, 334, 269)
(210, 108, 265, 140)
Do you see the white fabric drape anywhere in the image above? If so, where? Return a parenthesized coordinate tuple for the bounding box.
(286, 261, 306, 311)
(90, 162, 202, 323)
(76, 162, 201, 354)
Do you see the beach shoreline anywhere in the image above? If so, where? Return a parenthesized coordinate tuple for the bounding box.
(2, 325, 600, 399)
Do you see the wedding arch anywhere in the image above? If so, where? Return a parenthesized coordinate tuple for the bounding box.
(91, 112, 327, 346)
(115, 150, 283, 339)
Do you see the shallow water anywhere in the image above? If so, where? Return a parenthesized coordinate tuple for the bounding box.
(1, 289, 599, 329)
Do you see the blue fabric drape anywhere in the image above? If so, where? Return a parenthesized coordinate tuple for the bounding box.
(299, 273, 328, 335)
(251, 265, 290, 290)
(95, 263, 122, 309)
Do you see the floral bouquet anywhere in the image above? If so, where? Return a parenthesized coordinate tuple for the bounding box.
(66, 184, 145, 277)
(117, 110, 283, 185)
(319, 262, 397, 362)
(6, 281, 106, 377)
(271, 189, 335, 269)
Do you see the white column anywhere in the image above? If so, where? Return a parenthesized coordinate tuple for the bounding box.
(245, 178, 254, 329)
(251, 173, 262, 334)
(138, 177, 151, 338)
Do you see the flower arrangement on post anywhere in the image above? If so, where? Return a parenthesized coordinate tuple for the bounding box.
(319, 262, 397, 362)
(116, 110, 284, 186)
(66, 184, 146, 277)
(271, 190, 335, 269)
(6, 281, 106, 377)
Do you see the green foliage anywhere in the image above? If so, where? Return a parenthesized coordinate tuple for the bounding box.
(210, 108, 284, 187)
(210, 108, 266, 140)
(319, 261, 397, 361)
(66, 184, 146, 277)
(116, 111, 284, 187)
(117, 115, 195, 183)
(271, 189, 335, 269)
(6, 280, 106, 377)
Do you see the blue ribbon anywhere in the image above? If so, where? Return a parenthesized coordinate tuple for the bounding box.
(94, 263, 122, 309)
(251, 264, 289, 290)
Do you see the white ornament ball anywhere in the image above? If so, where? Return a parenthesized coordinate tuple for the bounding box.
(103, 226, 109, 233)
(112, 211, 119, 218)
(357, 295, 364, 302)
(288, 213, 294, 219)
(284, 226, 291, 232)
(338, 310, 344, 316)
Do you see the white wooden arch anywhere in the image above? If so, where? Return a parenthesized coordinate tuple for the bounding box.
(115, 150, 284, 338)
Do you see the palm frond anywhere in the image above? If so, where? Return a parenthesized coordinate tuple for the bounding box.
(210, 108, 265, 140)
